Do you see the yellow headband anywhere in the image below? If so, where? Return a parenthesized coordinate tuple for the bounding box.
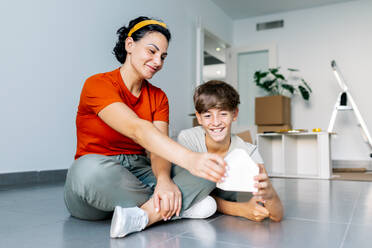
(128, 20, 167, 37)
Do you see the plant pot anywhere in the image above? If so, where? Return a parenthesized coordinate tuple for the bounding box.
(255, 95, 291, 125)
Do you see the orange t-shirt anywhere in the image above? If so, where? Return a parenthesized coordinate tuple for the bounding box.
(75, 68, 169, 159)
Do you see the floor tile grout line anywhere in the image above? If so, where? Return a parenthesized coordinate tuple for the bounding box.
(154, 216, 224, 248)
(338, 185, 362, 248)
(174, 215, 223, 238)
(284, 216, 349, 225)
(153, 233, 184, 248)
(178, 236, 256, 248)
(0, 218, 66, 236)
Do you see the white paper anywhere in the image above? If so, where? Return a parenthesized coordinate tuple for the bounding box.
(217, 148, 259, 192)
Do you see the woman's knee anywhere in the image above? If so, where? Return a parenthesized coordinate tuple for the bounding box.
(67, 154, 118, 185)
(64, 186, 112, 220)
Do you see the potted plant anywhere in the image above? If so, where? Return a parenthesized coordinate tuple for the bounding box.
(253, 67, 312, 132)
(254, 67, 312, 100)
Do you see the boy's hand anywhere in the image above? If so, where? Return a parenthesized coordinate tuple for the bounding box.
(252, 164, 275, 201)
(244, 197, 270, 222)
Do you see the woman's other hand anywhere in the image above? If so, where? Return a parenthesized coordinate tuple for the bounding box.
(153, 178, 182, 220)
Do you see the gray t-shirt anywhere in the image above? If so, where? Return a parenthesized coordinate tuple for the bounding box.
(177, 126, 264, 164)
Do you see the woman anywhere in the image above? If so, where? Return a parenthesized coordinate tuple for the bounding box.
(64, 16, 226, 238)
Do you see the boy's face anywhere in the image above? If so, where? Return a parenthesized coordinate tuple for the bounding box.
(196, 108, 238, 143)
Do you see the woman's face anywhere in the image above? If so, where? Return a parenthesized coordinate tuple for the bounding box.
(126, 31, 169, 80)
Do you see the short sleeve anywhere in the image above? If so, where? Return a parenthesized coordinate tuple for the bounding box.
(80, 76, 122, 115)
(177, 130, 201, 152)
(153, 91, 169, 123)
(177, 127, 207, 153)
(177, 131, 193, 150)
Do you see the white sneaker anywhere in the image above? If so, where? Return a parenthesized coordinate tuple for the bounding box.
(110, 206, 149, 238)
(182, 196, 217, 219)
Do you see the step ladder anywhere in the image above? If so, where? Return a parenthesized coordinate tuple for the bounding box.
(328, 60, 372, 157)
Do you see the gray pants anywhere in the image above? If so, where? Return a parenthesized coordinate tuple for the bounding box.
(64, 154, 231, 220)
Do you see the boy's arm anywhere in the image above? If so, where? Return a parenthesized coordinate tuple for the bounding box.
(213, 195, 269, 222)
(244, 142, 283, 221)
(260, 192, 283, 222)
(253, 164, 283, 222)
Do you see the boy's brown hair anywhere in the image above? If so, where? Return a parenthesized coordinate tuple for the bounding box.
(193, 80, 240, 113)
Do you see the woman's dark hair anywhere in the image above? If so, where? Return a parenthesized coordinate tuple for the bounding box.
(113, 16, 171, 64)
(194, 80, 240, 113)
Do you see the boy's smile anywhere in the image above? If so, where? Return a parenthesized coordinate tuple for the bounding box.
(196, 108, 238, 144)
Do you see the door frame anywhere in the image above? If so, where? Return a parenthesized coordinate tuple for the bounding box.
(225, 44, 278, 135)
(195, 19, 230, 87)
(226, 44, 278, 90)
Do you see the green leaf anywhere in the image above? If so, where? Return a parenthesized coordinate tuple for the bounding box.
(301, 79, 312, 93)
(281, 84, 295, 95)
(288, 68, 299, 72)
(298, 85, 310, 100)
(268, 68, 279, 74)
(260, 71, 268, 78)
(254, 71, 261, 85)
(262, 79, 276, 89)
(269, 68, 285, 81)
(275, 74, 285, 80)
(254, 71, 269, 85)
(254, 70, 260, 78)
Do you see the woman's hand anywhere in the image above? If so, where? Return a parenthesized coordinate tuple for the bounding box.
(185, 152, 227, 182)
(153, 178, 182, 221)
(252, 164, 275, 201)
(244, 197, 270, 222)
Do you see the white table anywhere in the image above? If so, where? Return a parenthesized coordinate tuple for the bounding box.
(257, 132, 332, 179)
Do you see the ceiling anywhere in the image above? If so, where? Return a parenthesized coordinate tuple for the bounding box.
(210, 0, 357, 20)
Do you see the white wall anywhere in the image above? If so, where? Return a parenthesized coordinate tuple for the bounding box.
(233, 0, 372, 161)
(0, 0, 232, 173)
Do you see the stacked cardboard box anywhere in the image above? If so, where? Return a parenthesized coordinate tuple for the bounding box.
(255, 95, 292, 133)
(236, 130, 252, 144)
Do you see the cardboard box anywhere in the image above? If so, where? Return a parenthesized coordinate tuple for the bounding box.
(257, 124, 292, 133)
(236, 130, 252, 144)
(255, 95, 291, 125)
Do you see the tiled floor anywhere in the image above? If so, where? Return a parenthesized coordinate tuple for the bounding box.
(1, 178, 372, 248)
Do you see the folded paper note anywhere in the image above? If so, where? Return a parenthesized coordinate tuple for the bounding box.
(217, 148, 259, 192)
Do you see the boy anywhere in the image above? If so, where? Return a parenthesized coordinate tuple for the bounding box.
(178, 80, 283, 222)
